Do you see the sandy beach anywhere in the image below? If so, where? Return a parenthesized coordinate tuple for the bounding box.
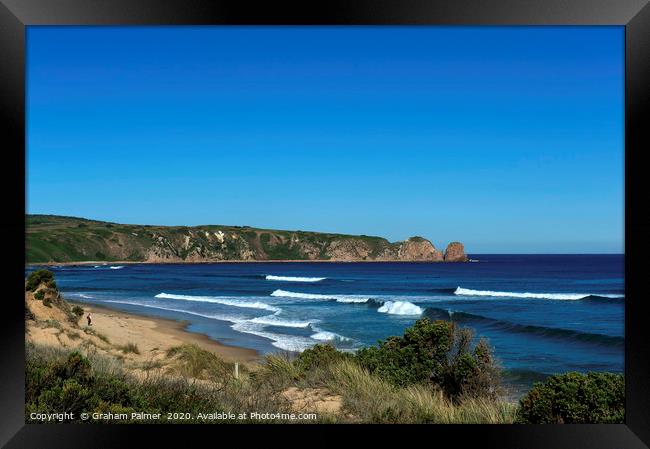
(26, 294, 261, 370)
(82, 303, 260, 363)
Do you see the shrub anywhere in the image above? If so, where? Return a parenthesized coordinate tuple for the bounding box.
(72, 305, 84, 317)
(44, 319, 62, 329)
(34, 290, 45, 301)
(294, 344, 353, 373)
(42, 297, 52, 308)
(25, 345, 296, 423)
(355, 318, 501, 401)
(515, 372, 624, 424)
(26, 269, 55, 292)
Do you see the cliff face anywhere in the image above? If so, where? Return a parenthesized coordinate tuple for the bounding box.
(443, 242, 468, 262)
(396, 237, 444, 262)
(26, 215, 467, 264)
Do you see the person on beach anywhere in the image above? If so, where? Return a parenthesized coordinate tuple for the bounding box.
(87, 313, 92, 326)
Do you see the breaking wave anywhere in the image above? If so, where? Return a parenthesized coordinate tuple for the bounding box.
(231, 321, 316, 352)
(70, 293, 95, 299)
(454, 287, 624, 301)
(109, 266, 124, 270)
(270, 289, 370, 303)
(310, 329, 351, 342)
(248, 315, 314, 328)
(155, 292, 280, 312)
(265, 275, 326, 282)
(377, 301, 423, 316)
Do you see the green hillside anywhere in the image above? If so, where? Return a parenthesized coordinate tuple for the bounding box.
(26, 214, 399, 263)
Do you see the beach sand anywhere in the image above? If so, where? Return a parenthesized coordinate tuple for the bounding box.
(26, 295, 261, 370)
(83, 304, 260, 363)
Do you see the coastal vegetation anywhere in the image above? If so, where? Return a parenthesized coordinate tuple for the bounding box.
(26, 214, 466, 263)
(25, 269, 623, 424)
(515, 372, 624, 424)
(25, 268, 56, 292)
(355, 319, 500, 400)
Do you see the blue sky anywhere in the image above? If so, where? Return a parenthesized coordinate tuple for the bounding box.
(27, 26, 624, 253)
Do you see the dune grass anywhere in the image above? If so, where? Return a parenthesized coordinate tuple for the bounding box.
(26, 341, 517, 424)
(83, 327, 110, 344)
(322, 360, 516, 424)
(117, 342, 140, 355)
(165, 344, 243, 382)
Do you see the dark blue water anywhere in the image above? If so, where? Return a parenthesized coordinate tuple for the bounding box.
(29, 255, 624, 393)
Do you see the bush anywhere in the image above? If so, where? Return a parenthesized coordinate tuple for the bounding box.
(294, 344, 352, 373)
(34, 290, 45, 301)
(26, 269, 55, 292)
(42, 297, 52, 308)
(25, 345, 296, 423)
(355, 318, 501, 401)
(515, 372, 624, 424)
(72, 305, 84, 317)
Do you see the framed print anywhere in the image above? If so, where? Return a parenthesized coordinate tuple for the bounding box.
(1, 0, 649, 447)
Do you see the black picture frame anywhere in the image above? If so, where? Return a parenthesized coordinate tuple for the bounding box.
(1, 0, 648, 447)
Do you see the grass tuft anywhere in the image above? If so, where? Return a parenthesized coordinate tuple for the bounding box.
(117, 343, 140, 355)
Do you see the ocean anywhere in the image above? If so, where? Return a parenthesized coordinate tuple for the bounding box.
(29, 254, 624, 395)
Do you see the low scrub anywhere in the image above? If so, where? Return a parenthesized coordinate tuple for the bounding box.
(25, 317, 621, 424)
(355, 318, 501, 401)
(515, 372, 624, 424)
(294, 344, 353, 373)
(71, 305, 84, 317)
(26, 269, 56, 292)
(26, 344, 296, 423)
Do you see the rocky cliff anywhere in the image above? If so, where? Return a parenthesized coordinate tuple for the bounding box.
(443, 242, 469, 262)
(27, 215, 468, 264)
